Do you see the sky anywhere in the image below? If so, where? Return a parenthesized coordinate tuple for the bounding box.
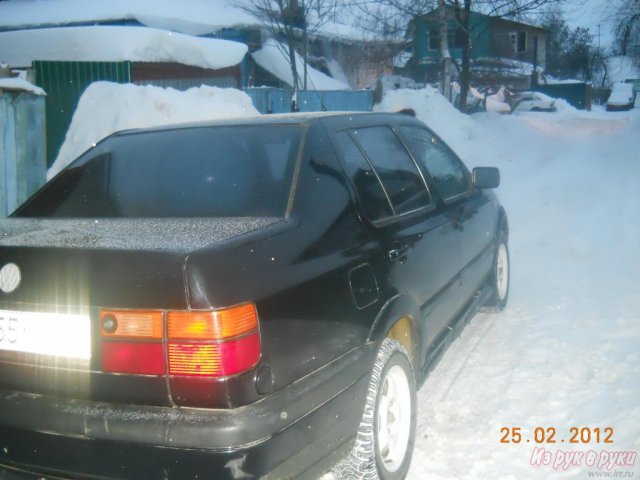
(563, 0, 616, 48)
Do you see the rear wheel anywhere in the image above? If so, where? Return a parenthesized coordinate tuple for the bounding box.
(482, 230, 509, 311)
(333, 339, 416, 480)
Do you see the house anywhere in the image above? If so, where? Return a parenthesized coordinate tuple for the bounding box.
(0, 0, 388, 165)
(0, 0, 388, 90)
(408, 6, 549, 88)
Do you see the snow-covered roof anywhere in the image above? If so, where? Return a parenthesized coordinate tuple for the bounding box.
(0, 0, 374, 41)
(251, 39, 349, 91)
(0, 0, 259, 36)
(0, 26, 248, 70)
(0, 77, 46, 95)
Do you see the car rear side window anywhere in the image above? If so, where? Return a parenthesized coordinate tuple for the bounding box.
(398, 125, 471, 202)
(15, 126, 302, 218)
(339, 126, 431, 220)
(335, 132, 394, 222)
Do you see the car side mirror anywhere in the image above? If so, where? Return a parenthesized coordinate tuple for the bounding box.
(472, 167, 500, 189)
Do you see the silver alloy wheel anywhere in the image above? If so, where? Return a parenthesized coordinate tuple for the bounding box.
(496, 242, 509, 301)
(377, 364, 412, 473)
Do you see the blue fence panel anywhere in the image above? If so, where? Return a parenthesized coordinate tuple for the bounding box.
(245, 88, 373, 114)
(0, 92, 46, 217)
(299, 90, 373, 112)
(244, 88, 292, 113)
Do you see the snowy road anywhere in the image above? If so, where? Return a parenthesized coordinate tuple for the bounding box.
(404, 104, 640, 479)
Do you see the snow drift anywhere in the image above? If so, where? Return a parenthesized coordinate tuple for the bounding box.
(48, 82, 260, 180)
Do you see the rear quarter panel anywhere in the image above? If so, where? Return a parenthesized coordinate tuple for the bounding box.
(184, 122, 384, 395)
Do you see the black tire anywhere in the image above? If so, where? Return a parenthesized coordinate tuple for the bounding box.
(482, 229, 510, 311)
(333, 339, 416, 480)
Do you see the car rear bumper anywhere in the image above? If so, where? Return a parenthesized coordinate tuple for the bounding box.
(0, 344, 374, 479)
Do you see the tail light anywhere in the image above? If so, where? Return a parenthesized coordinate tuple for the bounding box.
(100, 303, 260, 377)
(167, 304, 260, 376)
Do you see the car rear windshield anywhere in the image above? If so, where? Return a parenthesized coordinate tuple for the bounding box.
(15, 125, 303, 218)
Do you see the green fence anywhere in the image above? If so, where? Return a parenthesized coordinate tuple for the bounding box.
(34, 61, 131, 167)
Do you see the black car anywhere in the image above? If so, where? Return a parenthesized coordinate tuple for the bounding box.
(0, 112, 509, 480)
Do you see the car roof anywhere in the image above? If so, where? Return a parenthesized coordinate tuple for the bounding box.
(112, 111, 419, 137)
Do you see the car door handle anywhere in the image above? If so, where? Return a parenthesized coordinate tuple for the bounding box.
(388, 245, 409, 263)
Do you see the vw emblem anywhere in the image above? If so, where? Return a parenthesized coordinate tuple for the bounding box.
(0, 263, 21, 293)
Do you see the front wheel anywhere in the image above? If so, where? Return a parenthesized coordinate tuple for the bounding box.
(333, 339, 416, 480)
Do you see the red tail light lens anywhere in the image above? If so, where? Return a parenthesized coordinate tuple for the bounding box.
(168, 333, 261, 376)
(101, 342, 165, 375)
(99, 303, 261, 378)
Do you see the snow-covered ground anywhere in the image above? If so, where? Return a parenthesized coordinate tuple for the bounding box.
(378, 90, 640, 479)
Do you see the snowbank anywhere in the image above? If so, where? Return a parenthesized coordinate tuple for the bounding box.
(0, 26, 247, 70)
(48, 82, 260, 180)
(0, 0, 258, 36)
(373, 86, 486, 159)
(374, 83, 640, 480)
(251, 39, 349, 91)
(0, 77, 45, 95)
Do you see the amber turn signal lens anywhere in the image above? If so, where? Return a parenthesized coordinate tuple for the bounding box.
(167, 303, 258, 340)
(100, 310, 164, 339)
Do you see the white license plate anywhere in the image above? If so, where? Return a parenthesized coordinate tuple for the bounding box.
(0, 310, 90, 359)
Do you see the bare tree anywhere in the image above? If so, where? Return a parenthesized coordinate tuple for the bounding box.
(344, 0, 566, 112)
(612, 0, 640, 62)
(241, 0, 338, 110)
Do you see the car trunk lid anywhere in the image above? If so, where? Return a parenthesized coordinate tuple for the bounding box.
(0, 217, 278, 405)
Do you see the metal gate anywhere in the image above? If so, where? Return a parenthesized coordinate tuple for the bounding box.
(34, 61, 131, 166)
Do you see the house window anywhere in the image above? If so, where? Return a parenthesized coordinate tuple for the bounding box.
(428, 30, 439, 51)
(428, 29, 464, 51)
(510, 31, 527, 53)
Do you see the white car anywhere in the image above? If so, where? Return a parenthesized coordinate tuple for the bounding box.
(513, 91, 557, 112)
(607, 82, 636, 111)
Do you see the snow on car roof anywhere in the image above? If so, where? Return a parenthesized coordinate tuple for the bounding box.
(0, 217, 283, 252)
